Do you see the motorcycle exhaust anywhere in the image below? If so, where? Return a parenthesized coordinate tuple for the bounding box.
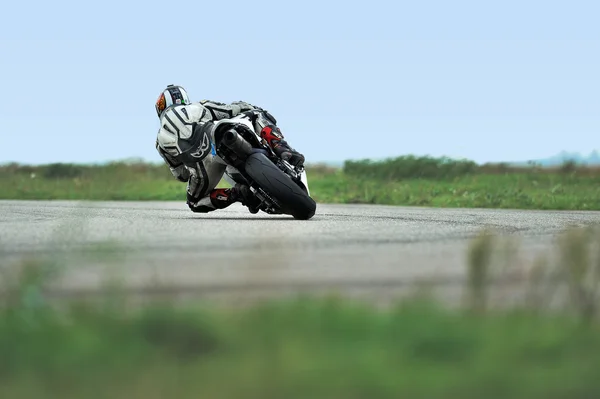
(223, 129, 253, 158)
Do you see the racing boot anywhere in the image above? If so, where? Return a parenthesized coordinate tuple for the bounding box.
(188, 186, 261, 214)
(188, 188, 239, 213)
(260, 125, 305, 167)
(206, 188, 238, 209)
(232, 184, 261, 214)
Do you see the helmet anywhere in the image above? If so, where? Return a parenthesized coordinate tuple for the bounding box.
(155, 84, 190, 117)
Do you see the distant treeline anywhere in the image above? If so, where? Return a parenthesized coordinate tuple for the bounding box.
(343, 155, 600, 180)
(0, 161, 174, 180)
(1, 155, 599, 181)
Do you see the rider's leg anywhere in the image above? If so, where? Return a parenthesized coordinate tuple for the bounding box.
(252, 112, 305, 166)
(186, 162, 260, 214)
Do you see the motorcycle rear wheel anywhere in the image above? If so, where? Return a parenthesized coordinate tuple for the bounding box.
(244, 153, 316, 220)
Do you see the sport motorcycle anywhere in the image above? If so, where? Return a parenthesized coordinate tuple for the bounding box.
(207, 110, 316, 220)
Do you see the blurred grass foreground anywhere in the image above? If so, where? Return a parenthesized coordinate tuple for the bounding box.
(3, 226, 600, 398)
(2, 155, 600, 209)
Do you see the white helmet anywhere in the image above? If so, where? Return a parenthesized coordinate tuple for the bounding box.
(155, 84, 190, 117)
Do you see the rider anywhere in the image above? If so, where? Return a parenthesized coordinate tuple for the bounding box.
(154, 84, 305, 214)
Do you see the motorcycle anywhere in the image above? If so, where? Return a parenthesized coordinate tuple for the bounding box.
(208, 109, 316, 220)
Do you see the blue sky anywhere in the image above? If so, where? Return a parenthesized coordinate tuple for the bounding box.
(1, 0, 598, 165)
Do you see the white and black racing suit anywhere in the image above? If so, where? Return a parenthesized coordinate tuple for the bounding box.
(155, 100, 304, 213)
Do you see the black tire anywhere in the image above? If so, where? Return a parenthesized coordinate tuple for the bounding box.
(244, 153, 316, 220)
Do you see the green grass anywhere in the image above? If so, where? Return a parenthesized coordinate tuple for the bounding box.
(2, 156, 600, 209)
(0, 161, 188, 201)
(3, 225, 600, 398)
(309, 171, 600, 210)
(2, 296, 600, 399)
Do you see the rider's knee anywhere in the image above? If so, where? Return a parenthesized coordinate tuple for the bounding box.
(187, 193, 214, 213)
(188, 202, 214, 213)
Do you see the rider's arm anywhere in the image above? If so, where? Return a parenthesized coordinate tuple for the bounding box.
(155, 140, 190, 182)
(199, 99, 260, 120)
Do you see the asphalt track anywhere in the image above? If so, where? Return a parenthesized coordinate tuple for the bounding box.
(2, 200, 600, 306)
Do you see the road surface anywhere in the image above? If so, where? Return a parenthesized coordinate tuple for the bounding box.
(2, 200, 600, 306)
